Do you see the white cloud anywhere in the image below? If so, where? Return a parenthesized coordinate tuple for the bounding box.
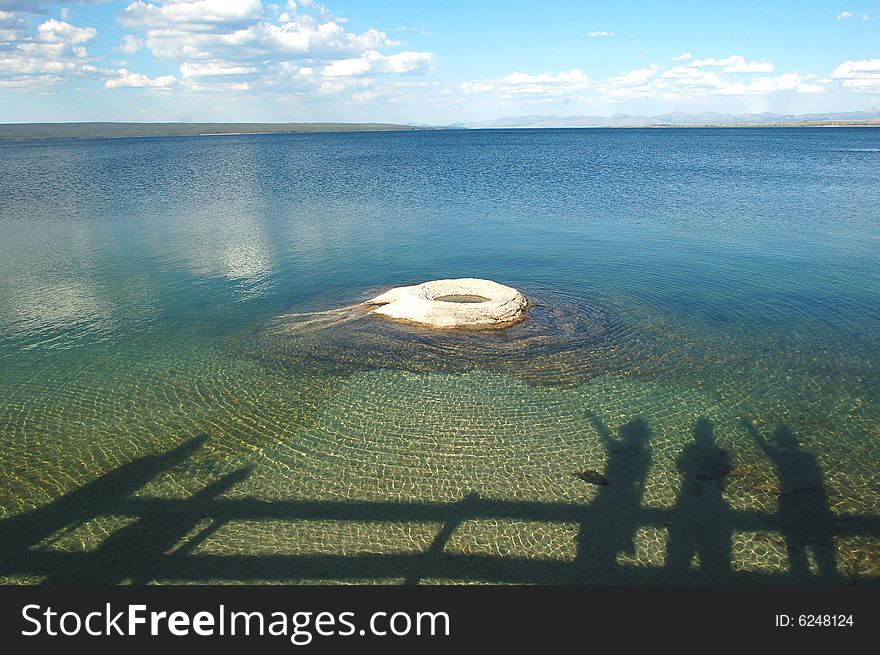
(689, 55, 773, 73)
(0, 18, 104, 89)
(462, 68, 590, 100)
(833, 58, 880, 92)
(388, 25, 433, 37)
(609, 61, 823, 101)
(109, 2, 438, 102)
(121, 2, 394, 62)
(180, 61, 258, 77)
(318, 76, 372, 95)
(348, 80, 434, 104)
(36, 18, 96, 44)
(670, 52, 692, 61)
(600, 65, 659, 99)
(116, 34, 144, 54)
(660, 66, 724, 88)
(139, 18, 394, 62)
(608, 65, 657, 86)
(322, 50, 434, 77)
(587, 31, 615, 38)
(836, 11, 870, 20)
(0, 9, 28, 32)
(105, 68, 177, 88)
(121, 0, 265, 31)
(715, 73, 824, 95)
(464, 56, 822, 106)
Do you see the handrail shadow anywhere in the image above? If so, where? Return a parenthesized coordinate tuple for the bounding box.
(1, 424, 877, 585)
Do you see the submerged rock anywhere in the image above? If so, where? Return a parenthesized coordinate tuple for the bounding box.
(365, 278, 528, 329)
(577, 470, 610, 486)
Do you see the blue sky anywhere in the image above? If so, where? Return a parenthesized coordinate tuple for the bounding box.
(1, 0, 878, 123)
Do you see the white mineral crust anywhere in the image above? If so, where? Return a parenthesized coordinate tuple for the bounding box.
(366, 278, 528, 329)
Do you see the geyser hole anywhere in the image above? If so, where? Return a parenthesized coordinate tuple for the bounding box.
(434, 294, 490, 304)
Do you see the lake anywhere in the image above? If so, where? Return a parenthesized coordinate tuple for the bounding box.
(1, 128, 878, 583)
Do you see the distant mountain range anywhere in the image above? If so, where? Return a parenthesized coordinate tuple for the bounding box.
(456, 109, 880, 128)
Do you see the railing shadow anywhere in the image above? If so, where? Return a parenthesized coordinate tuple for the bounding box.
(1, 421, 877, 585)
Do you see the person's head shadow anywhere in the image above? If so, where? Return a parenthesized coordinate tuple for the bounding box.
(619, 417, 651, 448)
(693, 416, 714, 446)
(588, 413, 651, 455)
(771, 424, 800, 450)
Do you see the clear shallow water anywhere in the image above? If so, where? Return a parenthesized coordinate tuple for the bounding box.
(0, 128, 878, 584)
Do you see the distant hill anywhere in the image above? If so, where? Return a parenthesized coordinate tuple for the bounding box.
(463, 109, 880, 128)
(0, 122, 428, 141)
(3, 113, 878, 142)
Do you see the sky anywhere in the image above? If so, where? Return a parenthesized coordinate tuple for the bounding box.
(0, 0, 879, 124)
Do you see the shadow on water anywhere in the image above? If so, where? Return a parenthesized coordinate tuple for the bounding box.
(666, 417, 732, 579)
(575, 416, 652, 580)
(0, 423, 877, 585)
(740, 418, 843, 581)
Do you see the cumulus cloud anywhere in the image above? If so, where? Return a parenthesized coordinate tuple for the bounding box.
(141, 18, 393, 62)
(462, 69, 590, 101)
(322, 50, 434, 77)
(180, 61, 258, 77)
(593, 55, 825, 102)
(715, 73, 824, 95)
(0, 17, 105, 89)
(37, 18, 95, 43)
(833, 58, 880, 92)
(110, 1, 437, 100)
(600, 65, 659, 99)
(121, 0, 265, 31)
(0, 9, 28, 37)
(653, 66, 823, 98)
(105, 68, 177, 88)
(461, 53, 823, 106)
(116, 34, 144, 54)
(836, 10, 870, 21)
(670, 52, 692, 61)
(121, 1, 395, 61)
(587, 31, 615, 38)
(689, 55, 773, 73)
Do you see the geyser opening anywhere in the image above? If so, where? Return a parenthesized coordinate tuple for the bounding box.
(435, 294, 491, 304)
(365, 278, 529, 329)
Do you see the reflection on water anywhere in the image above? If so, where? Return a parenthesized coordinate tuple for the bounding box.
(3, 278, 115, 345)
(0, 129, 878, 583)
(174, 209, 277, 300)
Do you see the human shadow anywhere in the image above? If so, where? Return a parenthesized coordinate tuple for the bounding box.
(1, 423, 876, 585)
(666, 417, 732, 579)
(574, 416, 652, 581)
(741, 418, 841, 581)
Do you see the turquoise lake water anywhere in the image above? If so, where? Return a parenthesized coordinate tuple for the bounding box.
(0, 128, 878, 583)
